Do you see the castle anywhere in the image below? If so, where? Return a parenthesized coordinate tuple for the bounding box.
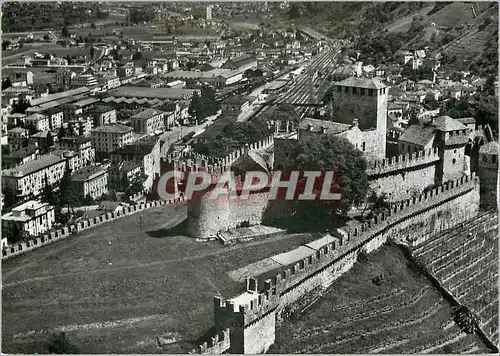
(161, 76, 496, 353)
(193, 173, 482, 354)
(161, 76, 495, 239)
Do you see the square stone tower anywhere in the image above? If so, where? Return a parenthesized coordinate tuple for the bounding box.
(331, 77, 389, 160)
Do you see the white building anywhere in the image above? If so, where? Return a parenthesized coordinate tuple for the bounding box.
(2, 154, 67, 199)
(70, 165, 109, 200)
(25, 113, 50, 132)
(91, 124, 135, 154)
(2, 200, 56, 240)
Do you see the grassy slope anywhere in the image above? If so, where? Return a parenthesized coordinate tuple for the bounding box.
(2, 202, 318, 354)
(271, 244, 489, 354)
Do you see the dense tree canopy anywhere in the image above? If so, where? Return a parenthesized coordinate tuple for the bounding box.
(194, 117, 271, 157)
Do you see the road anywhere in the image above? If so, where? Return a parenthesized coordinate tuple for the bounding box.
(159, 112, 220, 155)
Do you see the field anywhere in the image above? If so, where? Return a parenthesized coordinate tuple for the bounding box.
(412, 212, 499, 346)
(2, 202, 319, 354)
(270, 244, 490, 354)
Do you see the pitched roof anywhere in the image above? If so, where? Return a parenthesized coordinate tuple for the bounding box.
(432, 116, 468, 132)
(130, 108, 164, 120)
(92, 124, 134, 134)
(334, 76, 388, 89)
(399, 125, 436, 146)
(3, 154, 65, 177)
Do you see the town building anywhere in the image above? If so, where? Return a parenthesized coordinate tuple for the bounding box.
(70, 165, 109, 200)
(222, 54, 257, 72)
(2, 154, 67, 199)
(109, 161, 142, 191)
(25, 113, 50, 132)
(56, 136, 95, 166)
(109, 136, 161, 192)
(130, 108, 166, 134)
(41, 107, 64, 131)
(2, 200, 56, 240)
(91, 124, 135, 154)
(90, 105, 117, 127)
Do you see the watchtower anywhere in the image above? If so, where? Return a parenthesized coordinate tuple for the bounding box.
(331, 77, 389, 159)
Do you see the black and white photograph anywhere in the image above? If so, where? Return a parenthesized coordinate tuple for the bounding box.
(1, 1, 498, 354)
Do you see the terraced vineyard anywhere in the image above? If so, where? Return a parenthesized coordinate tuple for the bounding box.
(270, 245, 490, 354)
(442, 23, 497, 70)
(412, 212, 499, 347)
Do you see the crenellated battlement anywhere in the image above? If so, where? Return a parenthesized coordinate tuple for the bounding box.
(191, 328, 230, 354)
(367, 147, 440, 176)
(214, 173, 479, 329)
(162, 135, 274, 176)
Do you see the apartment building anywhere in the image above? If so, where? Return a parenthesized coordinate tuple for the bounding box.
(91, 124, 135, 154)
(70, 165, 109, 200)
(56, 136, 95, 166)
(109, 161, 142, 191)
(2, 154, 67, 199)
(25, 113, 50, 132)
(110, 136, 160, 192)
(130, 108, 166, 134)
(41, 107, 64, 131)
(2, 200, 56, 240)
(90, 105, 117, 126)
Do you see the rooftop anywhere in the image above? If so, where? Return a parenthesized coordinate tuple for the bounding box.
(433, 116, 469, 132)
(130, 108, 164, 121)
(71, 165, 108, 182)
(399, 125, 436, 146)
(334, 76, 388, 89)
(3, 154, 65, 177)
(92, 124, 134, 134)
(299, 117, 353, 135)
(30, 87, 90, 107)
(107, 87, 197, 100)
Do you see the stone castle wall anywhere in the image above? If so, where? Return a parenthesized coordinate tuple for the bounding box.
(191, 328, 231, 354)
(212, 173, 480, 353)
(186, 191, 270, 239)
(367, 148, 440, 201)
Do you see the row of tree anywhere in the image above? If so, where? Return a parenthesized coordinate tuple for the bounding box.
(188, 86, 219, 123)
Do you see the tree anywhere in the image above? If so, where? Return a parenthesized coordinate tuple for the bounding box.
(2, 186, 18, 213)
(45, 131, 54, 151)
(27, 122, 38, 136)
(43, 34, 50, 41)
(57, 126, 67, 140)
(2, 78, 12, 90)
(289, 134, 369, 215)
(2, 40, 11, 51)
(59, 168, 77, 214)
(361, 189, 390, 219)
(90, 22, 96, 30)
(188, 91, 202, 120)
(62, 26, 69, 38)
(11, 97, 31, 114)
(40, 173, 58, 206)
(453, 306, 480, 334)
(45, 332, 79, 354)
(90, 45, 95, 59)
